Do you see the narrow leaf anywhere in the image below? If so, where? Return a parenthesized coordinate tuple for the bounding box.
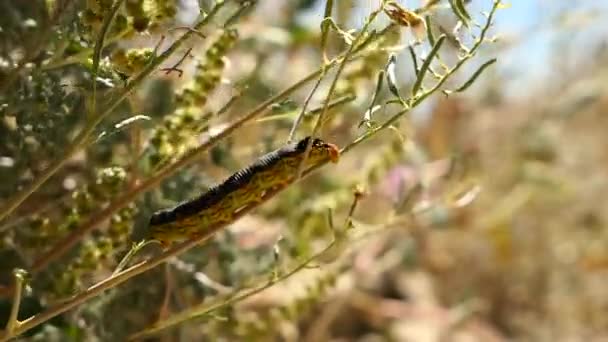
(455, 0, 472, 20)
(448, 0, 471, 27)
(412, 34, 446, 96)
(408, 45, 419, 74)
(425, 16, 435, 46)
(454, 58, 496, 92)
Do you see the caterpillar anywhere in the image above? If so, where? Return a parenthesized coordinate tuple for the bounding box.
(146, 137, 340, 247)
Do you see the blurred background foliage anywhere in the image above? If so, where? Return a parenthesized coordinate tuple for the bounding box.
(1, 0, 608, 341)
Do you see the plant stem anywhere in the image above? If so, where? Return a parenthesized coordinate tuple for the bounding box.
(129, 240, 338, 340)
(4, 270, 27, 335)
(91, 0, 127, 121)
(320, 0, 335, 63)
(287, 73, 326, 143)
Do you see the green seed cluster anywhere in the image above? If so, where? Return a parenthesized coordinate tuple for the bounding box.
(176, 29, 240, 108)
(80, 0, 178, 38)
(125, 0, 149, 32)
(110, 47, 154, 76)
(147, 29, 239, 168)
(53, 203, 137, 298)
(147, 106, 209, 168)
(47, 167, 136, 298)
(16, 167, 128, 250)
(145, 0, 178, 30)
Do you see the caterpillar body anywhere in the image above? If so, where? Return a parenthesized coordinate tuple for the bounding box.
(146, 137, 340, 247)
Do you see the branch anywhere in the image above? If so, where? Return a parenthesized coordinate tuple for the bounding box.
(128, 240, 338, 340)
(287, 73, 326, 143)
(91, 0, 127, 120)
(320, 0, 335, 63)
(4, 269, 28, 335)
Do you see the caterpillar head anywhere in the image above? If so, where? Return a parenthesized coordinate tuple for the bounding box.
(296, 136, 340, 164)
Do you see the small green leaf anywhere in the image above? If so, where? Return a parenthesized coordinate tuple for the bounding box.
(412, 34, 446, 96)
(425, 16, 435, 46)
(454, 58, 497, 92)
(448, 0, 472, 27)
(408, 45, 419, 74)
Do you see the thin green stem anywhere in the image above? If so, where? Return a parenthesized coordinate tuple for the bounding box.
(256, 94, 354, 125)
(112, 240, 154, 276)
(287, 73, 326, 143)
(128, 240, 338, 340)
(320, 0, 335, 62)
(5, 270, 27, 335)
(91, 0, 127, 120)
